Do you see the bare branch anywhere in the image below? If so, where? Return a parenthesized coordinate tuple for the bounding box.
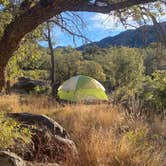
(49, 19, 91, 44)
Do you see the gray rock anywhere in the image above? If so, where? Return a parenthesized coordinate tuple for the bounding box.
(8, 113, 68, 138)
(8, 113, 79, 165)
(12, 77, 45, 92)
(0, 151, 26, 166)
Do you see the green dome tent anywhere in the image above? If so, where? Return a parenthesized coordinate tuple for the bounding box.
(58, 75, 108, 102)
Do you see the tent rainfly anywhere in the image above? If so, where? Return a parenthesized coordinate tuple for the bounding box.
(58, 75, 108, 102)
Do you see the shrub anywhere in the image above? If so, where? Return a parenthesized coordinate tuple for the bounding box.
(33, 85, 51, 95)
(142, 70, 166, 112)
(0, 112, 32, 149)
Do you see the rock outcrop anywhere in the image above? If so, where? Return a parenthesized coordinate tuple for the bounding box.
(8, 113, 79, 165)
(12, 77, 45, 93)
(8, 113, 68, 138)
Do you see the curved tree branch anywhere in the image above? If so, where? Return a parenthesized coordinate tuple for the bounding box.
(71, 0, 158, 13)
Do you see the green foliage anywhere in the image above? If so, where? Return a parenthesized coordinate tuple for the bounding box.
(53, 47, 106, 84)
(112, 1, 165, 26)
(78, 60, 106, 82)
(0, 112, 32, 149)
(107, 47, 144, 87)
(7, 39, 48, 80)
(127, 129, 147, 146)
(109, 48, 144, 102)
(143, 43, 166, 75)
(125, 129, 153, 153)
(0, 8, 13, 38)
(83, 47, 145, 102)
(142, 70, 166, 111)
(21, 70, 49, 80)
(0, 0, 10, 6)
(33, 85, 51, 95)
(54, 48, 83, 83)
(82, 45, 166, 112)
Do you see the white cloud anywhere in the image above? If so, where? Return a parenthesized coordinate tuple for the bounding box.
(91, 13, 119, 29)
(91, 12, 166, 31)
(159, 14, 166, 22)
(91, 13, 128, 31)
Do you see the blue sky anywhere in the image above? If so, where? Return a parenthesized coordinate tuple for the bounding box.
(41, 12, 166, 48)
(41, 12, 127, 48)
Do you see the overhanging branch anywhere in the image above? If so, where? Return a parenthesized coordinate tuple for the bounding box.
(71, 0, 158, 13)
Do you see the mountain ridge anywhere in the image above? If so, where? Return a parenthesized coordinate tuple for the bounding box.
(78, 22, 166, 50)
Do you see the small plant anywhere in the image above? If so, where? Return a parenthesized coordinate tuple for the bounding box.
(0, 112, 32, 149)
(33, 85, 51, 95)
(126, 129, 148, 147)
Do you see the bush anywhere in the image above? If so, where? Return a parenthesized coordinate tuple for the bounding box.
(33, 85, 51, 95)
(142, 70, 166, 112)
(0, 112, 32, 149)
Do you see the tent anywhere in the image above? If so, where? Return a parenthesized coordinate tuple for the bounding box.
(58, 75, 108, 102)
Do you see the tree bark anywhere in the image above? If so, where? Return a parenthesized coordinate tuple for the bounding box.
(46, 22, 57, 97)
(0, 64, 6, 92)
(0, 53, 9, 92)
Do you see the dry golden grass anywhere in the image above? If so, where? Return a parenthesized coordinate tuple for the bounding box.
(0, 94, 165, 166)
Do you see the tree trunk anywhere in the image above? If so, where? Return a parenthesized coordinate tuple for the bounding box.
(0, 65, 6, 92)
(0, 54, 9, 92)
(46, 22, 57, 98)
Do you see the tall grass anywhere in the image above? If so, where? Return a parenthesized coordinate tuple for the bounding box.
(0, 94, 165, 166)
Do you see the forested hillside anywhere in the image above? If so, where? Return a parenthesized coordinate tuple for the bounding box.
(78, 22, 166, 49)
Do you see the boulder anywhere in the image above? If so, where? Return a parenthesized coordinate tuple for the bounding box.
(8, 113, 79, 165)
(12, 77, 45, 93)
(8, 113, 68, 138)
(0, 151, 26, 166)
